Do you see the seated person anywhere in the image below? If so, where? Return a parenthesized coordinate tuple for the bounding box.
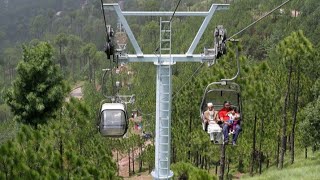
(218, 101, 241, 146)
(203, 103, 215, 131)
(226, 107, 240, 134)
(204, 103, 222, 143)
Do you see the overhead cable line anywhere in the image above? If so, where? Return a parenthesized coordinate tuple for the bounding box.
(171, 0, 293, 100)
(172, 63, 204, 99)
(154, 0, 182, 53)
(227, 0, 292, 41)
(100, 0, 109, 42)
(169, 0, 182, 22)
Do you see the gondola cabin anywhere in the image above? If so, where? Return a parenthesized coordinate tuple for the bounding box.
(99, 103, 128, 137)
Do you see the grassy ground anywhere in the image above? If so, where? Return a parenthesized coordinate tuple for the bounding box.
(241, 151, 320, 180)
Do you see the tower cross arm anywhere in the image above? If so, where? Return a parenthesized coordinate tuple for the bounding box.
(186, 4, 229, 56)
(103, 3, 229, 58)
(118, 54, 215, 63)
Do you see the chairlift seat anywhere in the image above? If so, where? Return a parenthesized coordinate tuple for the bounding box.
(200, 82, 242, 143)
(200, 82, 241, 116)
(208, 123, 222, 133)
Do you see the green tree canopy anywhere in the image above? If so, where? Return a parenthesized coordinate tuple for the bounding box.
(5, 42, 68, 127)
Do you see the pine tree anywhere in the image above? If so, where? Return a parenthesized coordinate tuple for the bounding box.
(5, 42, 68, 127)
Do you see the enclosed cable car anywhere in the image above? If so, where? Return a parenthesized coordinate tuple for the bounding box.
(99, 103, 128, 137)
(97, 67, 135, 138)
(98, 38, 135, 137)
(98, 68, 135, 138)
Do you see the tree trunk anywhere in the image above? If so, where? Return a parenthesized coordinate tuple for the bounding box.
(172, 143, 175, 164)
(219, 144, 226, 180)
(59, 138, 64, 172)
(288, 134, 291, 152)
(88, 58, 92, 83)
(188, 112, 192, 160)
(250, 114, 257, 176)
(258, 151, 262, 175)
(117, 150, 119, 175)
(290, 67, 300, 164)
(226, 158, 230, 177)
(276, 135, 280, 167)
(139, 143, 143, 173)
(196, 151, 199, 167)
(132, 147, 135, 174)
(284, 138, 287, 153)
(3, 67, 6, 85)
(72, 56, 75, 80)
(93, 66, 96, 86)
(59, 45, 62, 67)
(215, 162, 218, 175)
(128, 148, 131, 176)
(258, 118, 264, 174)
(279, 63, 293, 169)
(201, 155, 205, 169)
(305, 147, 308, 159)
(266, 154, 269, 169)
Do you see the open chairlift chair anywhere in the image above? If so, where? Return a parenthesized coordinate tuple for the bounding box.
(200, 81, 242, 144)
(200, 39, 241, 144)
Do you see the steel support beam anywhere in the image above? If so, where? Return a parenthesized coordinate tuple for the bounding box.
(117, 54, 215, 63)
(109, 4, 143, 56)
(103, 3, 229, 58)
(186, 5, 219, 56)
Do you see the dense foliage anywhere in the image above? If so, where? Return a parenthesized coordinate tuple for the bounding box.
(0, 98, 118, 179)
(0, 0, 319, 179)
(5, 42, 68, 127)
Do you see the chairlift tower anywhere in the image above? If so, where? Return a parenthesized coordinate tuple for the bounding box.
(103, 3, 229, 179)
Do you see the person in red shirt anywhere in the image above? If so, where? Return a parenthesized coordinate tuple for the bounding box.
(219, 101, 241, 145)
(218, 101, 232, 122)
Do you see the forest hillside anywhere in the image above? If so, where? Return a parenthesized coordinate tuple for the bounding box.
(0, 0, 319, 179)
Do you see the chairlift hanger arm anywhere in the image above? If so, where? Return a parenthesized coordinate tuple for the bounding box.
(221, 39, 240, 82)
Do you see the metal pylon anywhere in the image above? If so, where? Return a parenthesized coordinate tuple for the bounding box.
(151, 18, 173, 179)
(103, 4, 230, 179)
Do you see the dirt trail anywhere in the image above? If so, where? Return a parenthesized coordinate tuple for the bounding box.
(114, 140, 153, 179)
